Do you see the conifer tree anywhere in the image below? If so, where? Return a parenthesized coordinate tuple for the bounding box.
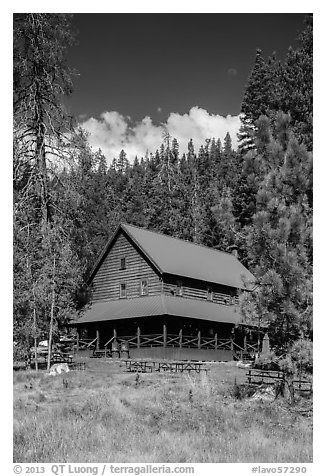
(241, 114, 312, 349)
(14, 13, 76, 228)
(13, 14, 82, 357)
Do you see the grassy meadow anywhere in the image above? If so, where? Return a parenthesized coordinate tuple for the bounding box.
(13, 359, 312, 463)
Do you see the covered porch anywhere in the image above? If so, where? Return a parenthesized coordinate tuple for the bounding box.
(72, 295, 261, 361)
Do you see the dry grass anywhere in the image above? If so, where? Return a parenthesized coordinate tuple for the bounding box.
(13, 360, 312, 463)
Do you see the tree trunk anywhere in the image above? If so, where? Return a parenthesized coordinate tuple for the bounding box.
(33, 306, 38, 372)
(47, 256, 56, 371)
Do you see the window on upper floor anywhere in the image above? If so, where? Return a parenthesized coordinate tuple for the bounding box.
(140, 279, 148, 296)
(207, 287, 213, 302)
(176, 281, 183, 296)
(120, 282, 127, 298)
(120, 257, 126, 270)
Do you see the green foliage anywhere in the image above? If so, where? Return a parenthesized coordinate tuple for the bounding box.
(239, 16, 312, 152)
(13, 14, 82, 352)
(277, 355, 297, 376)
(289, 339, 313, 374)
(253, 351, 281, 371)
(240, 113, 312, 349)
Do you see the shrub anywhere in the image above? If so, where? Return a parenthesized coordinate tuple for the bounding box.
(277, 354, 296, 376)
(289, 339, 313, 374)
(13, 342, 27, 362)
(253, 351, 280, 371)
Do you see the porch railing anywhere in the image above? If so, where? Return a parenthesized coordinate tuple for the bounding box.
(112, 332, 242, 352)
(76, 331, 259, 355)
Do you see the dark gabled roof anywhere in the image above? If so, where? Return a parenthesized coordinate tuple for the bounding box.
(74, 295, 241, 325)
(89, 223, 256, 290)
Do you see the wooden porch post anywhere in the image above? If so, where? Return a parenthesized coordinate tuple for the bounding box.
(113, 328, 117, 340)
(96, 329, 100, 351)
(179, 329, 182, 348)
(214, 333, 217, 351)
(76, 329, 80, 353)
(244, 334, 247, 352)
(230, 335, 234, 353)
(163, 324, 167, 348)
(137, 326, 141, 349)
(198, 330, 201, 349)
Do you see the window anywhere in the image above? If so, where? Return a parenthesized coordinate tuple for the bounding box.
(207, 287, 213, 302)
(140, 279, 148, 296)
(120, 283, 127, 298)
(176, 281, 183, 296)
(120, 258, 126, 270)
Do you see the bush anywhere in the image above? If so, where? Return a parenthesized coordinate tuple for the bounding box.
(277, 354, 296, 376)
(13, 342, 28, 362)
(289, 339, 313, 374)
(253, 351, 280, 371)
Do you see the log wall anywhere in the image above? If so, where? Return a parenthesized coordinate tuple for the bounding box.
(91, 230, 240, 307)
(91, 232, 162, 302)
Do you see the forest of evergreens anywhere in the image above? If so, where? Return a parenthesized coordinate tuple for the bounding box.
(13, 14, 313, 360)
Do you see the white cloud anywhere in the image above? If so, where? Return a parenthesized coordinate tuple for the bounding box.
(80, 107, 241, 164)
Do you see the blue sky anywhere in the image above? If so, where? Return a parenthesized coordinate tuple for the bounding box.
(64, 13, 307, 160)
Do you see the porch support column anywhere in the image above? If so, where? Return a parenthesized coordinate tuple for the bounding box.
(179, 329, 182, 348)
(76, 328, 80, 353)
(230, 334, 234, 353)
(163, 324, 167, 348)
(198, 330, 201, 349)
(96, 328, 100, 351)
(214, 333, 217, 351)
(137, 326, 141, 349)
(244, 334, 247, 352)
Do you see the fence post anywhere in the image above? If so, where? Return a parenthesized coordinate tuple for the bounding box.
(198, 330, 201, 349)
(163, 324, 167, 348)
(137, 327, 141, 349)
(179, 328, 182, 348)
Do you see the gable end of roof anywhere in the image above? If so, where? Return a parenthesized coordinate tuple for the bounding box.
(87, 223, 163, 284)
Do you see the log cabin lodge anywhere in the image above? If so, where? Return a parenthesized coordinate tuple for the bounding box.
(72, 223, 261, 361)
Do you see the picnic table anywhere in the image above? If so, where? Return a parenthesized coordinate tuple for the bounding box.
(125, 360, 208, 374)
(28, 350, 74, 367)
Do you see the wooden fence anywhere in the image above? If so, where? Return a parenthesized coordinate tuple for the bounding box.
(246, 368, 313, 394)
(108, 332, 237, 352)
(75, 329, 259, 359)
